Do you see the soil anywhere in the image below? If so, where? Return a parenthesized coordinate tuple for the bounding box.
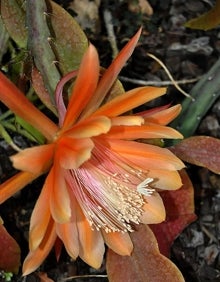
(1, 0, 220, 281)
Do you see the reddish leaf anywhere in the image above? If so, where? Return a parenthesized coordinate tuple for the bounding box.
(171, 136, 220, 174)
(0, 218, 21, 273)
(184, 0, 220, 30)
(37, 272, 54, 282)
(107, 224, 185, 282)
(150, 169, 196, 257)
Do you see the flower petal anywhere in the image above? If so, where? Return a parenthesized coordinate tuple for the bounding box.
(111, 116, 144, 126)
(102, 231, 133, 256)
(22, 218, 56, 276)
(92, 86, 166, 117)
(102, 139, 185, 171)
(65, 116, 111, 138)
(81, 28, 142, 118)
(29, 170, 53, 251)
(107, 124, 183, 140)
(0, 171, 38, 204)
(57, 137, 94, 169)
(141, 192, 166, 224)
(63, 44, 100, 128)
(0, 72, 58, 141)
(50, 165, 71, 223)
(76, 204, 105, 268)
(56, 193, 79, 259)
(143, 104, 182, 125)
(147, 169, 183, 190)
(10, 144, 54, 174)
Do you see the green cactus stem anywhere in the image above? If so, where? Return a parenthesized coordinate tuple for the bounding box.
(26, 0, 61, 103)
(171, 57, 220, 138)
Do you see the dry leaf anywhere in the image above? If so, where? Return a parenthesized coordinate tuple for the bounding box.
(171, 136, 220, 174)
(185, 0, 220, 30)
(107, 224, 185, 282)
(128, 0, 153, 16)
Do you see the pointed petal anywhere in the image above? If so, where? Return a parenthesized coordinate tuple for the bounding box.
(111, 116, 144, 126)
(0, 72, 58, 141)
(76, 205, 105, 268)
(81, 28, 142, 118)
(102, 231, 133, 256)
(56, 194, 79, 259)
(141, 192, 166, 224)
(107, 124, 183, 140)
(65, 116, 111, 138)
(29, 170, 53, 251)
(0, 171, 38, 204)
(10, 144, 54, 174)
(63, 45, 100, 128)
(143, 104, 182, 125)
(57, 137, 94, 169)
(92, 87, 166, 117)
(50, 165, 71, 223)
(22, 218, 56, 276)
(147, 169, 183, 190)
(103, 139, 185, 171)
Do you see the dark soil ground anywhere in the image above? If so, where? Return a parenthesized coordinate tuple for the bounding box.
(1, 0, 220, 281)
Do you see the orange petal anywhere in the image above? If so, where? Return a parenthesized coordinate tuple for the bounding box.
(76, 205, 105, 268)
(50, 165, 71, 223)
(56, 194, 79, 259)
(63, 44, 100, 128)
(29, 170, 53, 251)
(107, 124, 183, 140)
(0, 72, 58, 141)
(22, 218, 56, 276)
(81, 28, 142, 118)
(65, 116, 111, 138)
(144, 104, 182, 125)
(0, 171, 38, 204)
(10, 144, 54, 174)
(102, 231, 133, 256)
(103, 139, 185, 171)
(92, 86, 166, 117)
(111, 116, 144, 126)
(147, 169, 182, 190)
(57, 137, 94, 169)
(141, 192, 166, 224)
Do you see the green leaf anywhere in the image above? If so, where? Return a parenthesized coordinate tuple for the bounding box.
(1, 0, 27, 47)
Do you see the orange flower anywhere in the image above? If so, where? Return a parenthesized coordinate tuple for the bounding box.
(0, 29, 184, 275)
